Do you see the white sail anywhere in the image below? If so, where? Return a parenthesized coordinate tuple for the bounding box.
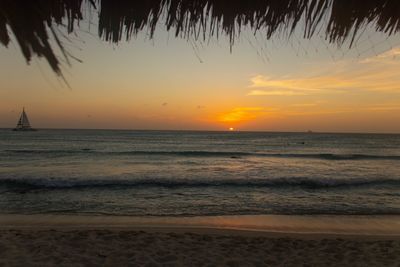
(14, 108, 35, 131)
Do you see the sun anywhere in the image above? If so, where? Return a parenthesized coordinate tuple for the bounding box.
(229, 127, 234, 131)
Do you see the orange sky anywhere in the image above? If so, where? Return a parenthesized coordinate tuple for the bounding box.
(1, 22, 400, 133)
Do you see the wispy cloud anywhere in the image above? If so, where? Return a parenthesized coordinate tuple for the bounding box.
(249, 47, 400, 95)
(250, 75, 317, 90)
(361, 47, 400, 63)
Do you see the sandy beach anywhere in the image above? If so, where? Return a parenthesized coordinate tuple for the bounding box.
(1, 228, 400, 267)
(0, 215, 399, 266)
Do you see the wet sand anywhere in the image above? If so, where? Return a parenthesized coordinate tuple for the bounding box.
(0, 215, 399, 266)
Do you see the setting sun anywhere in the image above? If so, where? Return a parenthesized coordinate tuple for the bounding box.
(229, 127, 234, 131)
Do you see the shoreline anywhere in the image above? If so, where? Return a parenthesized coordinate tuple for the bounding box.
(1, 214, 399, 238)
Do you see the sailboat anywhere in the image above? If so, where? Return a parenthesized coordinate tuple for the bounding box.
(13, 108, 36, 131)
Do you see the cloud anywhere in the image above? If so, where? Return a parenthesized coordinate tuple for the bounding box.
(361, 47, 400, 64)
(249, 48, 400, 95)
(249, 75, 323, 91)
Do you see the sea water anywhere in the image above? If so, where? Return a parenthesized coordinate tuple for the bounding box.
(0, 129, 399, 216)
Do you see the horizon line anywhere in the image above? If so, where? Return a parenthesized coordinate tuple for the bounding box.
(0, 127, 399, 135)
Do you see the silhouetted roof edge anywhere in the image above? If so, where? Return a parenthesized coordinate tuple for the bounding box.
(0, 0, 399, 74)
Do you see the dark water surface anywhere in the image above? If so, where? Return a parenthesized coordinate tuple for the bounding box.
(0, 129, 399, 216)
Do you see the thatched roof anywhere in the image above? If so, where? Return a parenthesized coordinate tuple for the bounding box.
(1, 0, 400, 75)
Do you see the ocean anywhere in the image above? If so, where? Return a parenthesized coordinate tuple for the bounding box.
(0, 129, 399, 216)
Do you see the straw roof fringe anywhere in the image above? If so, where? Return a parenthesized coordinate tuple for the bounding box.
(0, 0, 399, 74)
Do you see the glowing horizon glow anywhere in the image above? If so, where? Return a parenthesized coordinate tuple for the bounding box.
(217, 107, 267, 124)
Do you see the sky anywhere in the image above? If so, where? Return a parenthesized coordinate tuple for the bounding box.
(1, 17, 400, 133)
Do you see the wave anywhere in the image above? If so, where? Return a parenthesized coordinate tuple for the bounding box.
(4, 149, 400, 160)
(1, 177, 399, 190)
